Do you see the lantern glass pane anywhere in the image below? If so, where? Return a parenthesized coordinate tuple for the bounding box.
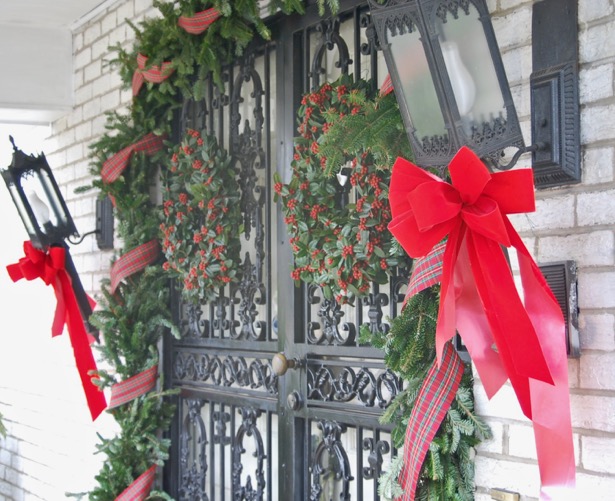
(436, 3, 505, 135)
(21, 171, 61, 233)
(387, 26, 447, 140)
(6, 181, 38, 238)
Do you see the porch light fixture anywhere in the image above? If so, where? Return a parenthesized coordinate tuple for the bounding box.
(368, 0, 580, 185)
(2, 137, 114, 338)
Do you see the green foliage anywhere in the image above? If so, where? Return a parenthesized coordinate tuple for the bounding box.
(275, 75, 411, 304)
(361, 287, 491, 500)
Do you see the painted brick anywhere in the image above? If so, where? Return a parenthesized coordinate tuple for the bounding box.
(84, 59, 102, 83)
(75, 122, 92, 142)
(474, 455, 540, 497)
(475, 420, 505, 455)
(575, 471, 615, 500)
(581, 104, 615, 144)
(577, 189, 615, 226)
(92, 35, 110, 61)
(117, 1, 135, 24)
(101, 89, 121, 111)
(579, 0, 614, 23)
(580, 352, 615, 390)
(583, 146, 615, 185)
(83, 21, 101, 46)
(580, 20, 615, 64)
(501, 45, 532, 85)
(135, 0, 153, 14)
(83, 97, 102, 120)
(578, 271, 615, 309)
(580, 64, 614, 104)
(507, 425, 536, 460)
(571, 394, 615, 433)
(101, 12, 117, 34)
(492, 6, 532, 49)
(513, 195, 576, 232)
(579, 313, 615, 351)
(474, 382, 528, 422)
(582, 436, 615, 474)
(75, 82, 94, 106)
(74, 47, 92, 70)
(537, 231, 614, 266)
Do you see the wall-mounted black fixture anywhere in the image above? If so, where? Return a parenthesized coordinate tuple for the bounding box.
(368, 0, 580, 185)
(539, 261, 580, 358)
(2, 137, 114, 339)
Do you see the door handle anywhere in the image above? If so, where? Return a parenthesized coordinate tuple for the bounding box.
(271, 352, 303, 376)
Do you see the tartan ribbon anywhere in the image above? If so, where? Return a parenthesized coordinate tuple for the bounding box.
(397, 341, 464, 501)
(115, 465, 157, 501)
(109, 365, 158, 409)
(6, 241, 107, 421)
(380, 74, 394, 96)
(404, 241, 445, 303)
(110, 240, 161, 294)
(101, 132, 165, 184)
(178, 7, 221, 34)
(388, 147, 574, 498)
(132, 53, 175, 96)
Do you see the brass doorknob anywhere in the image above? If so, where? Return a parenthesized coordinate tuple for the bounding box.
(271, 352, 298, 376)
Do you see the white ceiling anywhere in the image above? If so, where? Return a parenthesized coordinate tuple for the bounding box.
(0, 0, 109, 124)
(0, 0, 106, 28)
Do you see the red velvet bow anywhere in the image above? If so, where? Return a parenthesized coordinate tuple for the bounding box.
(388, 147, 575, 497)
(7, 241, 107, 421)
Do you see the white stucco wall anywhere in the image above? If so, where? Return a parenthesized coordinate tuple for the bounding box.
(0, 1, 614, 500)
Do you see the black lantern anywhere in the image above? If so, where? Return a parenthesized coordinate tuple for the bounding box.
(368, 0, 525, 169)
(2, 137, 113, 339)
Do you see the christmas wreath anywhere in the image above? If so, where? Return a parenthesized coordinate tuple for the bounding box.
(274, 75, 411, 304)
(160, 128, 242, 303)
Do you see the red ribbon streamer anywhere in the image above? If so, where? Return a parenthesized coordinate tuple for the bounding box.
(404, 241, 445, 302)
(109, 365, 158, 409)
(132, 53, 175, 97)
(388, 147, 574, 498)
(101, 132, 165, 184)
(178, 7, 221, 34)
(110, 240, 161, 294)
(6, 242, 107, 421)
(115, 465, 157, 501)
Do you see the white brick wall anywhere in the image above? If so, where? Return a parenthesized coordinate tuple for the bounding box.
(1, 0, 614, 500)
(475, 2, 615, 500)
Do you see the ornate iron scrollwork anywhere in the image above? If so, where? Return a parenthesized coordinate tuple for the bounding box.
(436, 0, 472, 23)
(307, 286, 356, 346)
(310, 18, 353, 89)
(362, 289, 390, 336)
(233, 408, 266, 500)
(173, 352, 278, 395)
(362, 438, 390, 480)
(309, 421, 353, 501)
(179, 399, 208, 501)
(307, 364, 402, 408)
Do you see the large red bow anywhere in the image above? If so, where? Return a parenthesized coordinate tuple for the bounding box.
(7, 241, 107, 421)
(388, 147, 574, 498)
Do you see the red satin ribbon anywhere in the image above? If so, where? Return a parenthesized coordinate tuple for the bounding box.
(6, 242, 107, 421)
(388, 147, 574, 498)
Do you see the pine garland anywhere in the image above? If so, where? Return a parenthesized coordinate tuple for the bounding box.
(360, 287, 491, 501)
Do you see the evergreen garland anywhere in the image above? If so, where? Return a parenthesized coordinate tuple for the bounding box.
(360, 287, 491, 501)
(81, 1, 342, 498)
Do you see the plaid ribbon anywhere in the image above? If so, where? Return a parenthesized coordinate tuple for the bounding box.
(115, 465, 157, 501)
(178, 7, 221, 34)
(132, 53, 175, 96)
(380, 74, 394, 96)
(110, 240, 161, 294)
(397, 341, 464, 501)
(404, 241, 446, 303)
(109, 365, 158, 409)
(101, 132, 165, 184)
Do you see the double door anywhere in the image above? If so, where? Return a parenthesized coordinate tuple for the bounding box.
(164, 2, 408, 499)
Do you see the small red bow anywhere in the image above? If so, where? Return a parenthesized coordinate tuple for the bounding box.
(388, 147, 574, 497)
(7, 241, 107, 420)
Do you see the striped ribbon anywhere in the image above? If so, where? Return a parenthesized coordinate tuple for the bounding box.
(380, 74, 393, 96)
(109, 365, 158, 409)
(101, 132, 165, 184)
(132, 53, 175, 97)
(115, 465, 157, 501)
(395, 242, 465, 500)
(397, 341, 464, 501)
(178, 7, 221, 34)
(110, 240, 161, 294)
(404, 241, 446, 303)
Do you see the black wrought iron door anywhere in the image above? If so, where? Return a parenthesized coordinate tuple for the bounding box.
(164, 2, 407, 499)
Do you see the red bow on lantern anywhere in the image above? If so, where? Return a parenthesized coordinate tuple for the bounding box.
(7, 241, 107, 420)
(388, 147, 574, 499)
